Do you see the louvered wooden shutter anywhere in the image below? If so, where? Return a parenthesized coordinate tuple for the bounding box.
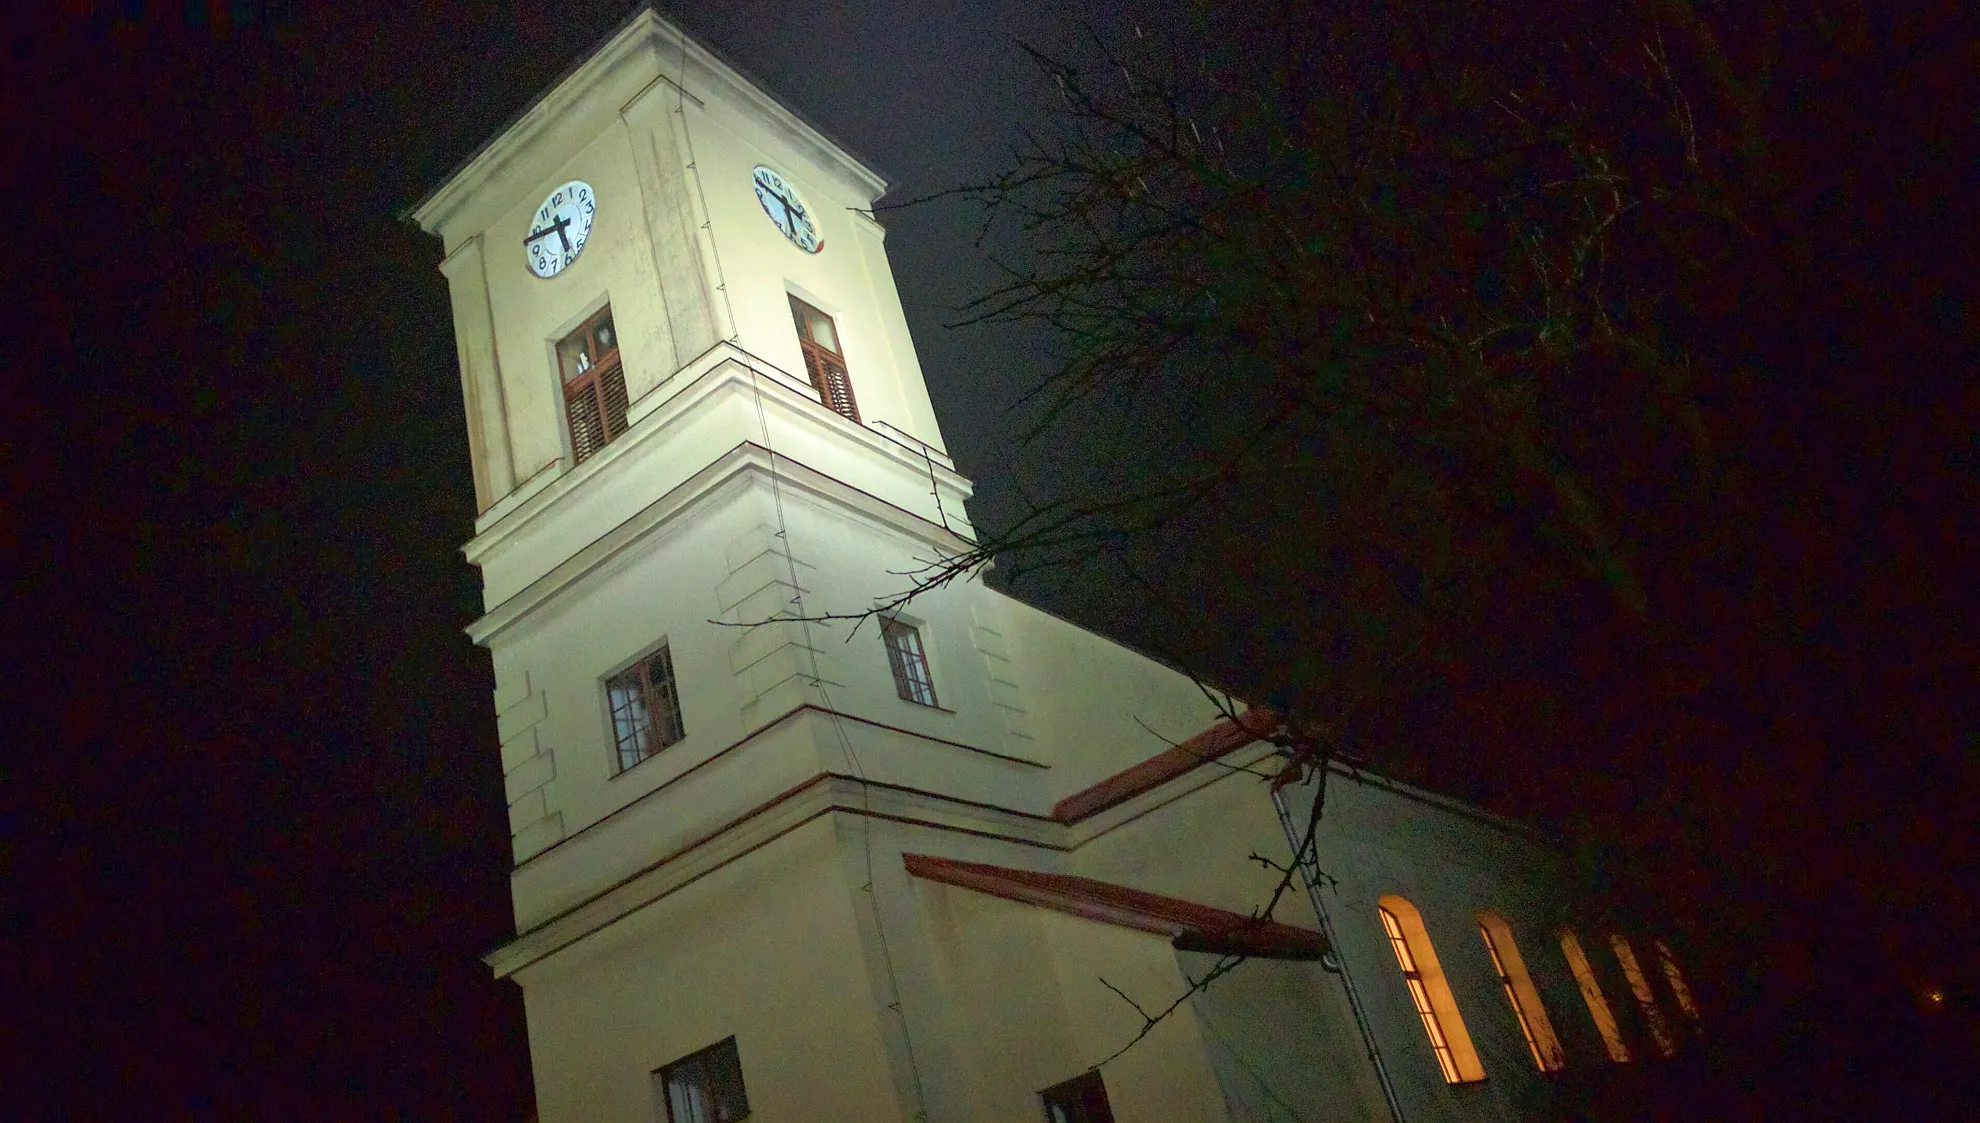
(790, 295, 860, 424)
(800, 342, 860, 423)
(564, 360, 628, 465)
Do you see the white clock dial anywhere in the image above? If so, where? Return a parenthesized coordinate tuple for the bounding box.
(524, 181, 597, 279)
(752, 166, 822, 253)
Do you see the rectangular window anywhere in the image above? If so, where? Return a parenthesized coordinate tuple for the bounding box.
(607, 644, 686, 773)
(657, 1037, 748, 1123)
(790, 295, 860, 423)
(559, 305, 628, 465)
(881, 617, 938, 707)
(1039, 1070, 1114, 1123)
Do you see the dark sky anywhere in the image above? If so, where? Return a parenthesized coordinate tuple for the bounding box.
(9, 2, 1973, 1118)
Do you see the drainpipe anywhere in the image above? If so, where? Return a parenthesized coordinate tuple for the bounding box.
(1272, 784, 1407, 1123)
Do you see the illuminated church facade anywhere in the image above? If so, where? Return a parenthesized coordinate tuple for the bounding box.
(410, 11, 1697, 1121)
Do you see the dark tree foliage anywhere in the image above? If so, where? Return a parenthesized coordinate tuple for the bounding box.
(922, 0, 1798, 716)
(877, 0, 1971, 1112)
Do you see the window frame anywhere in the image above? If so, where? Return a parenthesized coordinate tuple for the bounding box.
(1039, 1069, 1114, 1123)
(1610, 934, 1677, 1057)
(1654, 939, 1702, 1023)
(1377, 896, 1486, 1084)
(789, 293, 860, 423)
(880, 615, 939, 708)
(606, 642, 687, 775)
(655, 1036, 749, 1123)
(1560, 929, 1631, 1063)
(559, 303, 629, 466)
(1477, 911, 1567, 1072)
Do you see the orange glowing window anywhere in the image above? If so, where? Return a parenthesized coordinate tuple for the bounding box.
(1655, 940, 1701, 1022)
(1611, 936, 1676, 1057)
(1478, 912, 1566, 1072)
(1379, 896, 1485, 1083)
(1560, 930, 1630, 1062)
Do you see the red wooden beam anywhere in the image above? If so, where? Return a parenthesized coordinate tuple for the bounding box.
(903, 851, 1327, 961)
(1050, 707, 1281, 825)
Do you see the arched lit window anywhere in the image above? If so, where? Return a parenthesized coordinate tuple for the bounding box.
(1610, 935, 1676, 1057)
(1378, 896, 1485, 1083)
(1477, 911, 1566, 1071)
(1655, 939, 1702, 1022)
(1560, 930, 1630, 1062)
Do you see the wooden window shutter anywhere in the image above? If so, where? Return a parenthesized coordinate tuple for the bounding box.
(559, 307, 628, 465)
(790, 295, 860, 423)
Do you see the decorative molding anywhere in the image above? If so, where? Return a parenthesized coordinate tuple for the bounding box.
(497, 684, 566, 862)
(482, 704, 1560, 980)
(470, 456, 564, 540)
(461, 345, 973, 572)
(465, 439, 974, 647)
(968, 607, 1040, 760)
(487, 771, 1065, 979)
(408, 10, 885, 240)
(621, 79, 722, 369)
(438, 234, 516, 510)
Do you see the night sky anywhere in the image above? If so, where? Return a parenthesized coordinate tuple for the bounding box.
(10, 2, 1973, 1118)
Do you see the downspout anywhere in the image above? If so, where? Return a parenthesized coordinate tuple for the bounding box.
(1272, 784, 1407, 1123)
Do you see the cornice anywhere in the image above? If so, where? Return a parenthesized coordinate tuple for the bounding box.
(464, 346, 970, 559)
(485, 771, 1068, 979)
(481, 729, 1559, 979)
(465, 441, 975, 647)
(407, 9, 887, 238)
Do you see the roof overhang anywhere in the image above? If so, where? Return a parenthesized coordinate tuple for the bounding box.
(903, 853, 1330, 962)
(1051, 707, 1281, 824)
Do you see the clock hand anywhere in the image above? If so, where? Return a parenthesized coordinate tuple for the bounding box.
(764, 196, 794, 236)
(524, 214, 572, 252)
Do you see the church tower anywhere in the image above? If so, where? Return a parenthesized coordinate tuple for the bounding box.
(414, 11, 1610, 1123)
(410, 10, 1063, 1118)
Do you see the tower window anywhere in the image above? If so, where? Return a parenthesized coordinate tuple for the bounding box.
(1039, 1070, 1114, 1123)
(656, 1037, 749, 1123)
(790, 295, 860, 423)
(881, 617, 938, 707)
(1378, 896, 1485, 1083)
(1560, 930, 1631, 1062)
(1610, 935, 1677, 1057)
(558, 304, 628, 465)
(1477, 912, 1566, 1072)
(607, 644, 686, 773)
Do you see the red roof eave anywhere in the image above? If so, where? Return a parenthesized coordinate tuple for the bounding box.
(1050, 706, 1281, 825)
(903, 853, 1328, 962)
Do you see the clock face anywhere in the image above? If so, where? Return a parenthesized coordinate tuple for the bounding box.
(524, 181, 597, 279)
(752, 166, 822, 253)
